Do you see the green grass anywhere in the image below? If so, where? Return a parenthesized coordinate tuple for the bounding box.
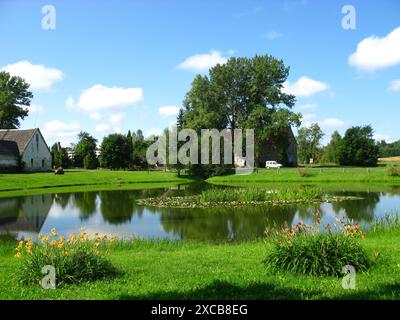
(0, 169, 193, 198)
(1, 226, 400, 300)
(199, 187, 322, 203)
(208, 166, 400, 184)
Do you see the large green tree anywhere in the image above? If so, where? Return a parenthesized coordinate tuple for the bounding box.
(100, 133, 131, 169)
(296, 123, 324, 164)
(338, 125, 379, 166)
(0, 71, 32, 129)
(321, 131, 342, 164)
(132, 129, 150, 168)
(181, 54, 300, 176)
(73, 131, 98, 168)
(50, 143, 72, 168)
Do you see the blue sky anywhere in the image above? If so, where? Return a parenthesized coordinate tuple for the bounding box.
(0, 0, 399, 146)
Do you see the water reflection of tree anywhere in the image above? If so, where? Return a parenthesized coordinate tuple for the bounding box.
(99, 191, 139, 224)
(156, 205, 297, 241)
(331, 192, 380, 222)
(53, 193, 72, 209)
(295, 204, 323, 222)
(73, 192, 98, 220)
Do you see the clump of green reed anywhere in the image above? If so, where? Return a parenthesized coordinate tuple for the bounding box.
(388, 165, 400, 177)
(199, 187, 322, 203)
(371, 213, 400, 232)
(264, 218, 371, 276)
(297, 167, 311, 177)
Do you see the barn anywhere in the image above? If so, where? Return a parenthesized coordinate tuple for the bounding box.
(0, 128, 52, 172)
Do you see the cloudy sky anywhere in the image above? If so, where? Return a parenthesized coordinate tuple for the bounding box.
(0, 0, 399, 146)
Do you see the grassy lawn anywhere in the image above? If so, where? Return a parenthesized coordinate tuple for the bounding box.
(208, 166, 400, 184)
(0, 226, 399, 300)
(0, 169, 193, 198)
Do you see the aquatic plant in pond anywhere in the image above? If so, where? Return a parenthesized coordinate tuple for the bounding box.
(199, 187, 323, 203)
(264, 218, 371, 276)
(15, 228, 118, 286)
(137, 187, 362, 208)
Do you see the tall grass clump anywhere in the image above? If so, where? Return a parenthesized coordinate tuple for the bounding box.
(264, 218, 371, 276)
(388, 165, 400, 177)
(199, 187, 322, 203)
(14, 228, 118, 286)
(297, 168, 311, 177)
(371, 213, 400, 232)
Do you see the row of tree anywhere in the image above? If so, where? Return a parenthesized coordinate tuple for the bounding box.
(51, 129, 152, 170)
(377, 140, 400, 158)
(297, 123, 380, 166)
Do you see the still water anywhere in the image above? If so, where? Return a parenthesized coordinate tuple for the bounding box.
(1, 183, 400, 242)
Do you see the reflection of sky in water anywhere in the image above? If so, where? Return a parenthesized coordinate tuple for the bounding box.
(41, 199, 179, 241)
(1, 187, 400, 242)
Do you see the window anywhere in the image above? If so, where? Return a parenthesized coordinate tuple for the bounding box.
(42, 159, 45, 168)
(36, 134, 39, 151)
(31, 158, 33, 167)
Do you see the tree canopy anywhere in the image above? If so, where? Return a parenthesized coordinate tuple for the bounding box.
(296, 123, 324, 164)
(100, 133, 131, 169)
(338, 125, 379, 166)
(0, 71, 32, 129)
(73, 132, 98, 168)
(181, 54, 301, 175)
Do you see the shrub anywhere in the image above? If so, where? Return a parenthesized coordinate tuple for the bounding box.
(264, 219, 371, 276)
(14, 229, 118, 286)
(388, 165, 400, 177)
(83, 153, 99, 169)
(297, 168, 311, 177)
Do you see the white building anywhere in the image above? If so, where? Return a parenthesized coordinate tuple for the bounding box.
(0, 128, 52, 172)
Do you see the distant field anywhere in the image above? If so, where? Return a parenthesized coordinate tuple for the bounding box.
(379, 156, 400, 162)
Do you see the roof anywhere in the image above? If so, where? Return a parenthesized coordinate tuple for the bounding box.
(0, 140, 19, 155)
(0, 129, 38, 154)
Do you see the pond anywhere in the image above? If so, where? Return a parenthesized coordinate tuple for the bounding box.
(1, 183, 400, 242)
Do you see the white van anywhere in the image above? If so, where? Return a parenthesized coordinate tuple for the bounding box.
(265, 161, 283, 168)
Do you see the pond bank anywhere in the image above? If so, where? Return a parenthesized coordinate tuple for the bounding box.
(1, 224, 399, 299)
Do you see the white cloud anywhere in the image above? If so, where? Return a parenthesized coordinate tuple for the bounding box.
(389, 79, 400, 92)
(89, 112, 101, 120)
(70, 84, 143, 113)
(177, 50, 228, 72)
(94, 123, 110, 133)
(2, 60, 63, 90)
(110, 113, 125, 125)
(302, 113, 316, 122)
(264, 31, 282, 40)
(159, 105, 180, 117)
(27, 104, 45, 113)
(65, 97, 75, 110)
(283, 76, 330, 97)
(146, 128, 162, 138)
(349, 26, 400, 71)
(319, 118, 345, 128)
(298, 103, 318, 110)
(42, 120, 80, 145)
(301, 113, 316, 127)
(113, 126, 122, 133)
